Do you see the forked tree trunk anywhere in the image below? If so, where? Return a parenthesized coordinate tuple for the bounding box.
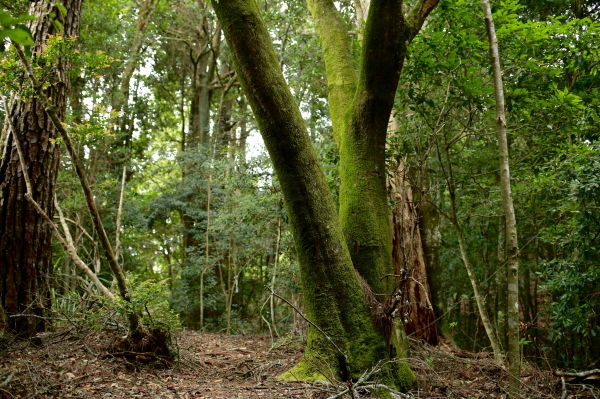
(0, 0, 83, 337)
(213, 0, 391, 383)
(213, 0, 439, 390)
(307, 0, 439, 296)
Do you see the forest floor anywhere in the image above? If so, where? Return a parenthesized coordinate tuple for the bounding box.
(0, 329, 598, 399)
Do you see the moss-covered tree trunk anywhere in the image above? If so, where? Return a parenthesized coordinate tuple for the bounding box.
(212, 0, 438, 388)
(307, 0, 438, 292)
(212, 0, 391, 383)
(308, 0, 439, 355)
(0, 0, 83, 337)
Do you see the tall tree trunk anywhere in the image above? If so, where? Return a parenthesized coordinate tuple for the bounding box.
(495, 215, 508, 350)
(418, 167, 444, 319)
(270, 217, 282, 337)
(213, 0, 438, 389)
(0, 0, 83, 337)
(237, 98, 249, 167)
(389, 159, 438, 345)
(213, 0, 392, 383)
(481, 1, 521, 396)
(111, 0, 159, 121)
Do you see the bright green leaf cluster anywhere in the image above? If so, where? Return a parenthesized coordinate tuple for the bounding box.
(0, 9, 34, 47)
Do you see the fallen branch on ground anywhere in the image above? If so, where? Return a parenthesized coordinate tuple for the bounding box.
(555, 369, 600, 378)
(325, 360, 414, 399)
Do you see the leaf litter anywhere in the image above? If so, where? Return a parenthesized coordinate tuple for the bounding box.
(0, 330, 598, 398)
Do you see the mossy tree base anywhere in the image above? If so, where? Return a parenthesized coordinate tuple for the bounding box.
(278, 358, 329, 383)
(279, 355, 415, 395)
(279, 318, 416, 393)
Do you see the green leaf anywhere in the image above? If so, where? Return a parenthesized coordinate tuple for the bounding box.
(56, 2, 68, 17)
(0, 11, 33, 28)
(12, 14, 35, 25)
(4, 26, 34, 46)
(52, 19, 64, 33)
(0, 10, 15, 28)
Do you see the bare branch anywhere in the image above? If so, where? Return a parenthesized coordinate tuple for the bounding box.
(11, 39, 139, 333)
(555, 369, 600, 378)
(1, 93, 114, 301)
(405, 0, 440, 41)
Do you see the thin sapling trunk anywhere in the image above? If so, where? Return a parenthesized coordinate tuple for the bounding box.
(481, 0, 521, 395)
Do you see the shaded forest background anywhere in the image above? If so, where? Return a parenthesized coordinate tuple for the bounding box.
(1, 0, 598, 373)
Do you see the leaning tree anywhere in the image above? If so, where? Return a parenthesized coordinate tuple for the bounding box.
(212, 0, 438, 390)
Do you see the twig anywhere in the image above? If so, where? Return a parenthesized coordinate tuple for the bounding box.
(0, 387, 15, 399)
(267, 288, 347, 361)
(10, 39, 139, 333)
(325, 387, 350, 399)
(364, 384, 413, 398)
(555, 369, 600, 378)
(259, 296, 274, 347)
(325, 360, 415, 399)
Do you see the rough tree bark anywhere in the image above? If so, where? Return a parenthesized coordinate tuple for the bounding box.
(481, 0, 521, 395)
(389, 159, 438, 345)
(213, 0, 393, 385)
(0, 0, 83, 337)
(212, 0, 439, 389)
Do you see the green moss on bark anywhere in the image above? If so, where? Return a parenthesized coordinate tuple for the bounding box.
(391, 321, 417, 390)
(278, 359, 329, 383)
(306, 0, 357, 147)
(213, 0, 395, 386)
(213, 1, 439, 393)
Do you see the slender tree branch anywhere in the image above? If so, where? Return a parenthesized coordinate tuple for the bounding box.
(114, 165, 127, 261)
(55, 198, 116, 300)
(1, 94, 115, 301)
(269, 288, 348, 369)
(11, 40, 139, 333)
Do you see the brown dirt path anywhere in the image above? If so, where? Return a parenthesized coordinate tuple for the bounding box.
(0, 331, 323, 398)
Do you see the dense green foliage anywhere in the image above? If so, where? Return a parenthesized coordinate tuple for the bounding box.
(391, 0, 599, 367)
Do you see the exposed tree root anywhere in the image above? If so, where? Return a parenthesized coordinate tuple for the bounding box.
(108, 328, 174, 367)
